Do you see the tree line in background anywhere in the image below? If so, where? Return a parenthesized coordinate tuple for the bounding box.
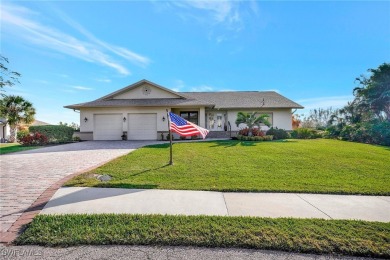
(0, 55, 36, 143)
(297, 63, 390, 146)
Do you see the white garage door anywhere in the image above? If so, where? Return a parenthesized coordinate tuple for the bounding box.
(94, 114, 123, 140)
(128, 113, 157, 140)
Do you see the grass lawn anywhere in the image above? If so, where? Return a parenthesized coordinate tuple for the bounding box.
(16, 214, 390, 258)
(66, 139, 390, 195)
(0, 143, 39, 154)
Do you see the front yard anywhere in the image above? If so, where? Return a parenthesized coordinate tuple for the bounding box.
(66, 139, 390, 195)
(0, 143, 39, 154)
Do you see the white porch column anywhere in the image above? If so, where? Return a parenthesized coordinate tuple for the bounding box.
(199, 107, 206, 128)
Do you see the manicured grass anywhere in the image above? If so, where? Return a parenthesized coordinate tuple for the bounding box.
(0, 143, 39, 154)
(15, 214, 390, 258)
(65, 139, 390, 195)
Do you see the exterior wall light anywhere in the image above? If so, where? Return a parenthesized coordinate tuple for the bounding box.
(123, 117, 126, 122)
(84, 117, 88, 122)
(162, 116, 166, 122)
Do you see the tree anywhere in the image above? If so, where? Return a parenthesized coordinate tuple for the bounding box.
(302, 107, 336, 129)
(0, 95, 36, 142)
(325, 63, 390, 146)
(235, 112, 271, 135)
(59, 121, 80, 131)
(1, 55, 21, 96)
(353, 63, 390, 121)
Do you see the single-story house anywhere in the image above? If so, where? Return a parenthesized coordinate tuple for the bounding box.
(65, 79, 303, 140)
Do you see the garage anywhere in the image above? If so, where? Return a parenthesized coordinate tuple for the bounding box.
(94, 114, 123, 140)
(128, 113, 157, 140)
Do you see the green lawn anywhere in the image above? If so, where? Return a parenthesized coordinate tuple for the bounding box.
(16, 214, 390, 258)
(0, 143, 39, 154)
(65, 139, 390, 195)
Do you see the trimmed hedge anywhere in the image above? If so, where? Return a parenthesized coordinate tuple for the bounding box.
(266, 127, 290, 140)
(291, 128, 323, 139)
(29, 125, 74, 143)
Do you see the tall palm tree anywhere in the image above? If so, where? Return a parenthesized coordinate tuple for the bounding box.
(0, 95, 35, 142)
(235, 112, 271, 135)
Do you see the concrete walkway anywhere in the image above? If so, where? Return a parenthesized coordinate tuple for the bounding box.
(42, 187, 390, 222)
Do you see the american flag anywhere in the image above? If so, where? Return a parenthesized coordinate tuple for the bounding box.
(169, 112, 209, 139)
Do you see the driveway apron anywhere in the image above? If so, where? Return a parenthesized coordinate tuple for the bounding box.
(0, 141, 159, 235)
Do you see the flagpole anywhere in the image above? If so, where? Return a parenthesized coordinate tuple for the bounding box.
(166, 109, 173, 165)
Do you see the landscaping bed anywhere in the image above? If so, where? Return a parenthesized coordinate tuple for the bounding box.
(16, 214, 390, 258)
(65, 139, 390, 195)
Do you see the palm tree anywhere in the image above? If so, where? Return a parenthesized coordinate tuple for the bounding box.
(0, 95, 35, 142)
(235, 112, 271, 135)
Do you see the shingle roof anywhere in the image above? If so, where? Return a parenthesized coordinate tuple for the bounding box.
(64, 79, 303, 109)
(64, 98, 214, 109)
(180, 91, 303, 109)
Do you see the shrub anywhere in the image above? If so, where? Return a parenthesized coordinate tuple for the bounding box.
(16, 130, 29, 142)
(73, 136, 81, 142)
(326, 121, 390, 146)
(266, 127, 290, 140)
(291, 128, 322, 139)
(191, 135, 198, 140)
(19, 132, 48, 146)
(29, 125, 73, 143)
(239, 127, 266, 137)
(264, 135, 274, 141)
(166, 134, 175, 140)
(251, 128, 265, 137)
(238, 128, 250, 136)
(180, 136, 187, 140)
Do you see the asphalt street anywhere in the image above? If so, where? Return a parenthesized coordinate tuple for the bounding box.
(0, 245, 378, 260)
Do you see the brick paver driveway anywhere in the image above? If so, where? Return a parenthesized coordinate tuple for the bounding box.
(0, 141, 159, 237)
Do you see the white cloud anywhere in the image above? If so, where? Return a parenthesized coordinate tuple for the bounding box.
(61, 89, 76, 93)
(5, 86, 33, 97)
(175, 1, 235, 24)
(170, 79, 185, 92)
(218, 89, 237, 92)
(72, 86, 93, 91)
(171, 79, 216, 92)
(96, 78, 111, 83)
(54, 10, 151, 67)
(0, 3, 150, 75)
(297, 95, 354, 111)
(167, 1, 246, 33)
(190, 85, 214, 92)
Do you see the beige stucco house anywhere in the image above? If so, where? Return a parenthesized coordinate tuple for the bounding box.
(65, 79, 303, 140)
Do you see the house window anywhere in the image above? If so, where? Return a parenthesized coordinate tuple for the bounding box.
(180, 111, 198, 125)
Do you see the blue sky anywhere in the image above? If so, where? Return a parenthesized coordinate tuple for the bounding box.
(1, 1, 389, 124)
